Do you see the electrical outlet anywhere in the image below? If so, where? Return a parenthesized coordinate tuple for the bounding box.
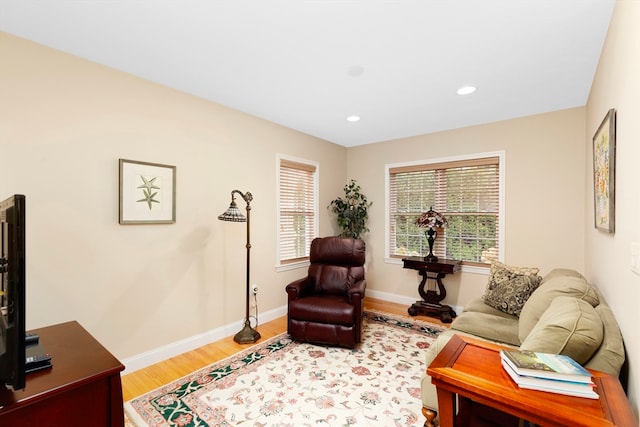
(252, 284, 259, 294)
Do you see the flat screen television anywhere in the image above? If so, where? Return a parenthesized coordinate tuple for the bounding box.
(0, 194, 26, 390)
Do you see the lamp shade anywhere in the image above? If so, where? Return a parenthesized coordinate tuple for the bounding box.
(218, 201, 247, 222)
(415, 206, 447, 229)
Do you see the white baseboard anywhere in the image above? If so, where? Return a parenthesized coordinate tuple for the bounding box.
(366, 289, 418, 307)
(121, 304, 287, 374)
(366, 289, 463, 315)
(122, 291, 461, 374)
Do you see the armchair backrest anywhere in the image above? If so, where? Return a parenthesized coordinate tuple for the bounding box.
(308, 237, 365, 295)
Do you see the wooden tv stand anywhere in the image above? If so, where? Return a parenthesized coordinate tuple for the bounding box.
(0, 321, 125, 426)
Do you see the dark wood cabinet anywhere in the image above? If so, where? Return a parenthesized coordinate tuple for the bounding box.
(0, 321, 125, 426)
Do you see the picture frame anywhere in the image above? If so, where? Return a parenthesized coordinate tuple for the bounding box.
(592, 109, 616, 233)
(119, 159, 176, 224)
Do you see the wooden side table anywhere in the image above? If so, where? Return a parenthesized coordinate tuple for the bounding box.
(427, 334, 637, 427)
(402, 257, 461, 323)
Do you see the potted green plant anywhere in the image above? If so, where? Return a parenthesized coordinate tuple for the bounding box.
(328, 179, 372, 239)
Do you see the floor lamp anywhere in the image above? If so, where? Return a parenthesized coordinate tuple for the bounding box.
(218, 189, 261, 344)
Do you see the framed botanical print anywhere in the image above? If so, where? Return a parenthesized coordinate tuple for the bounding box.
(592, 109, 616, 233)
(119, 159, 176, 224)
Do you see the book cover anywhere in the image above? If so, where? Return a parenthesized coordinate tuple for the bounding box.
(502, 360, 598, 399)
(500, 349, 592, 383)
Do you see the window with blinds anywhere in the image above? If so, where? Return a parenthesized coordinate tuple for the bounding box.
(388, 154, 502, 265)
(277, 156, 318, 266)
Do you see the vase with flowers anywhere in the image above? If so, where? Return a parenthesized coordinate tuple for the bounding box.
(415, 207, 447, 262)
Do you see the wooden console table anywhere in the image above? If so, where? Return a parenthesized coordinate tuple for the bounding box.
(427, 334, 636, 427)
(402, 257, 461, 323)
(0, 321, 125, 426)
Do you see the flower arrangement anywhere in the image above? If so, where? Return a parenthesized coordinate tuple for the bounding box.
(415, 207, 447, 229)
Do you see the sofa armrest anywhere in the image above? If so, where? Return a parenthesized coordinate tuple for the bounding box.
(421, 330, 458, 421)
(421, 330, 520, 426)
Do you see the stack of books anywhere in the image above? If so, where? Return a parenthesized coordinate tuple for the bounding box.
(500, 349, 598, 399)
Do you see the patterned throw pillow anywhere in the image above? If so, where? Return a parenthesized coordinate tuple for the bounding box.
(489, 260, 539, 278)
(483, 263, 542, 316)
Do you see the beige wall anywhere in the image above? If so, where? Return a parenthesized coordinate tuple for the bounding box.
(0, 33, 347, 360)
(347, 108, 587, 308)
(585, 0, 639, 417)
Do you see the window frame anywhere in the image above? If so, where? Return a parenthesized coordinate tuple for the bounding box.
(276, 154, 319, 272)
(384, 151, 505, 272)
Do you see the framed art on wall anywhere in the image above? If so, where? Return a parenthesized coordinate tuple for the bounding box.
(592, 109, 616, 233)
(119, 159, 176, 224)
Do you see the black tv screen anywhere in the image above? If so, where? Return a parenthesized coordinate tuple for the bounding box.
(0, 194, 26, 390)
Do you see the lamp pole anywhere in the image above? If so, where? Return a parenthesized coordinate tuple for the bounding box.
(239, 190, 255, 344)
(218, 190, 261, 344)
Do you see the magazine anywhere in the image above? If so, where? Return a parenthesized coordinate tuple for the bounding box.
(502, 359, 599, 399)
(500, 349, 593, 383)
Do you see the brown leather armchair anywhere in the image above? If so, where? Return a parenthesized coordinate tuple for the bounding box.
(285, 236, 366, 348)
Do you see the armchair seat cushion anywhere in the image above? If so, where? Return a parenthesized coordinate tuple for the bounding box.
(288, 295, 355, 325)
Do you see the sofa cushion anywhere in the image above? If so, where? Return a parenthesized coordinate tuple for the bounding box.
(519, 274, 600, 342)
(463, 298, 519, 320)
(539, 268, 585, 283)
(482, 262, 542, 316)
(451, 311, 521, 346)
(520, 296, 604, 364)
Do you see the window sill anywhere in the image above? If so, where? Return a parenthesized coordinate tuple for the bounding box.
(276, 260, 310, 273)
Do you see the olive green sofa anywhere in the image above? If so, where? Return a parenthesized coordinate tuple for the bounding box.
(420, 267, 626, 427)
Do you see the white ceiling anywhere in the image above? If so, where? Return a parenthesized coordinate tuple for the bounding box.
(0, 1, 615, 147)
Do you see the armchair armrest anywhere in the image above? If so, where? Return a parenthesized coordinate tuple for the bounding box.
(286, 277, 314, 300)
(347, 279, 366, 303)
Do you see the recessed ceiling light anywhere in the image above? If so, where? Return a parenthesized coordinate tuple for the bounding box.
(347, 65, 365, 77)
(457, 86, 476, 95)
(346, 115, 361, 122)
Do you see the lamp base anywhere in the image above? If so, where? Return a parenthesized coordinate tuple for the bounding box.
(233, 321, 261, 344)
(424, 228, 438, 263)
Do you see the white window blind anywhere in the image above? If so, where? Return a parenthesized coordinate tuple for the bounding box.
(278, 158, 317, 265)
(388, 156, 501, 265)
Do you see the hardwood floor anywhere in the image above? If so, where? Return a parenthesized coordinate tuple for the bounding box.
(121, 297, 447, 401)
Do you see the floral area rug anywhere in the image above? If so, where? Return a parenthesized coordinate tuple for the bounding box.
(124, 310, 445, 427)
